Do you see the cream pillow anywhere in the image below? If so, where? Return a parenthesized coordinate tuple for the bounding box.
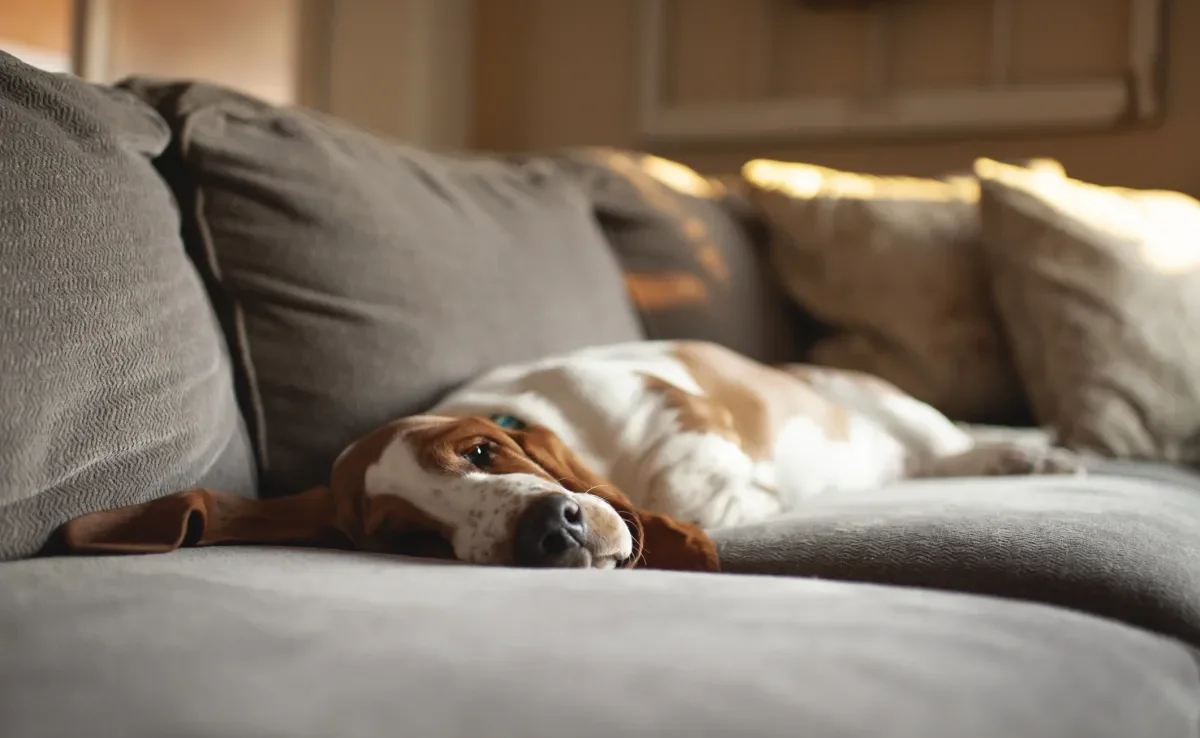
(975, 159, 1200, 462)
(743, 158, 1063, 423)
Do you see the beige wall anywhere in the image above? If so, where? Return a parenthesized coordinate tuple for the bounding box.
(473, 0, 1200, 196)
(1, 0, 71, 52)
(0, 0, 72, 71)
(318, 0, 474, 147)
(73, 0, 473, 148)
(98, 0, 301, 105)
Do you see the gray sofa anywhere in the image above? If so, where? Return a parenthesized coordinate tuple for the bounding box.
(3, 52, 1200, 738)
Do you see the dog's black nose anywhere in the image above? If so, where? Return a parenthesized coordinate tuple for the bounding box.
(513, 493, 589, 567)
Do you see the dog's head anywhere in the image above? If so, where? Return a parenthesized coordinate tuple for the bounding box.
(56, 416, 719, 573)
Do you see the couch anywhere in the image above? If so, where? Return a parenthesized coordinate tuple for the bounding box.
(3, 52, 1200, 738)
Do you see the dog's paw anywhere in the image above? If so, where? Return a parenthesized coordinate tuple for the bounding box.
(987, 445, 1086, 477)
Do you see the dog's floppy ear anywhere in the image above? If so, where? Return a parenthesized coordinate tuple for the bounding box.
(511, 425, 720, 573)
(54, 486, 349, 555)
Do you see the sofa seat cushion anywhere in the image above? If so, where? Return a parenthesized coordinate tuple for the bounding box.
(0, 54, 256, 560)
(2, 547, 1198, 738)
(714, 463, 1200, 646)
(118, 79, 644, 497)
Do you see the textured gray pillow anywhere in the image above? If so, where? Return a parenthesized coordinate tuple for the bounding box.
(0, 55, 257, 560)
(120, 80, 644, 497)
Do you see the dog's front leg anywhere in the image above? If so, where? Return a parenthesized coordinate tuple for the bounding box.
(909, 443, 1086, 479)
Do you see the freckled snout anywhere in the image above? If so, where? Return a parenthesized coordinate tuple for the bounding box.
(513, 493, 590, 568)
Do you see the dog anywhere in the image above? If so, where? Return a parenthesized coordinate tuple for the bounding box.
(56, 340, 1080, 572)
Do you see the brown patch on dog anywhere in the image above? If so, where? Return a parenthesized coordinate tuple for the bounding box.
(641, 374, 740, 445)
(652, 342, 851, 461)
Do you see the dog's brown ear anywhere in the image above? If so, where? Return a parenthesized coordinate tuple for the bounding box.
(57, 486, 347, 554)
(619, 509, 720, 573)
(511, 425, 720, 573)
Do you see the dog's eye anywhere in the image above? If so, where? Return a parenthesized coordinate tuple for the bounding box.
(463, 443, 496, 469)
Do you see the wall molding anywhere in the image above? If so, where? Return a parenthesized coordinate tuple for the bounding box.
(638, 0, 1168, 143)
(71, 0, 112, 82)
(295, 0, 334, 111)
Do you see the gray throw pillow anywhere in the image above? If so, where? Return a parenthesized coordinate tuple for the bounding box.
(0, 55, 257, 560)
(120, 79, 644, 497)
(556, 148, 808, 364)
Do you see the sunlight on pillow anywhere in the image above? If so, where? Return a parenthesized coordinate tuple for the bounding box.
(638, 154, 722, 199)
(975, 158, 1200, 276)
(599, 149, 721, 199)
(743, 158, 980, 202)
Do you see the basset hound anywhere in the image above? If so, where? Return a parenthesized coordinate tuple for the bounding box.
(56, 340, 1081, 573)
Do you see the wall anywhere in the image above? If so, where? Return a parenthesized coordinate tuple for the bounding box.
(0, 0, 72, 71)
(96, 0, 301, 105)
(316, 0, 474, 147)
(58, 0, 473, 147)
(473, 0, 1199, 195)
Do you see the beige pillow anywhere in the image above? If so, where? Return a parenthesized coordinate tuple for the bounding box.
(742, 158, 1062, 423)
(975, 158, 1200, 462)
